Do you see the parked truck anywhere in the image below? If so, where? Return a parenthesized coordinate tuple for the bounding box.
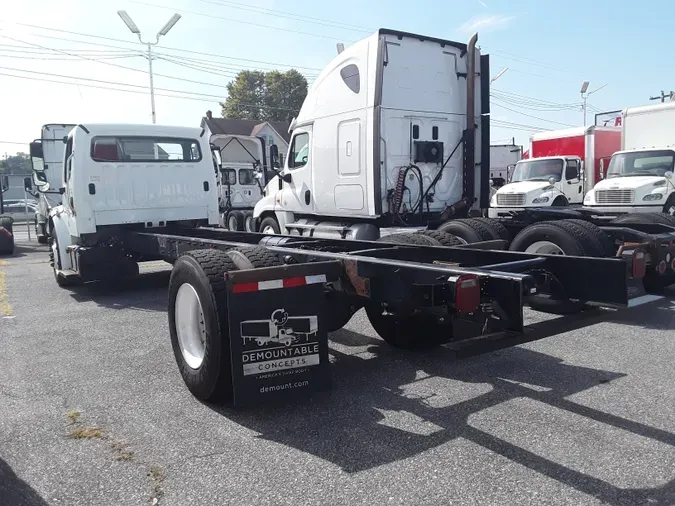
(489, 140, 523, 186)
(34, 32, 675, 406)
(211, 134, 271, 232)
(0, 175, 14, 255)
(28, 124, 76, 243)
(488, 126, 621, 218)
(583, 101, 675, 216)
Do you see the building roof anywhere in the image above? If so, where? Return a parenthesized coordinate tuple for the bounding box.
(201, 117, 291, 143)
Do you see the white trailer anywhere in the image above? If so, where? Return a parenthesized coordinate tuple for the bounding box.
(583, 101, 675, 215)
(489, 141, 522, 185)
(29, 124, 76, 243)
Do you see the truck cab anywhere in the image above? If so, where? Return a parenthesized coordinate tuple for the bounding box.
(45, 123, 219, 285)
(583, 148, 675, 215)
(488, 156, 584, 218)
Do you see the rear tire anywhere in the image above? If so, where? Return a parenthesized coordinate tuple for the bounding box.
(226, 211, 244, 231)
(365, 305, 453, 350)
(51, 234, 75, 288)
(509, 220, 605, 314)
(0, 217, 13, 236)
(470, 218, 510, 243)
(168, 249, 237, 402)
(437, 219, 493, 244)
(377, 232, 437, 246)
(244, 212, 254, 232)
(226, 246, 282, 270)
(416, 230, 464, 247)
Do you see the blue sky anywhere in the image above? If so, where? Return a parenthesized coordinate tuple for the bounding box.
(0, 0, 671, 156)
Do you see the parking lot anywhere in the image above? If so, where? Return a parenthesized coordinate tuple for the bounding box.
(1, 232, 674, 506)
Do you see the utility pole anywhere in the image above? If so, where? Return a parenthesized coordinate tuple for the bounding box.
(117, 10, 181, 124)
(649, 90, 675, 103)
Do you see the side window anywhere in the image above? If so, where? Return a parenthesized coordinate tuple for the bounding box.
(565, 159, 579, 180)
(64, 137, 73, 183)
(289, 133, 309, 170)
(340, 64, 360, 94)
(238, 169, 256, 185)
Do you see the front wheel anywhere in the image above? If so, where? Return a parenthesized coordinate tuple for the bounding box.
(259, 216, 281, 235)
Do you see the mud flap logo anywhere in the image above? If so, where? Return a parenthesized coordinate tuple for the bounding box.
(240, 309, 320, 377)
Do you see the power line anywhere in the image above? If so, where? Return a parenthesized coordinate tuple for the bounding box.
(194, 0, 371, 33)
(491, 101, 576, 127)
(0, 21, 325, 71)
(131, 1, 351, 42)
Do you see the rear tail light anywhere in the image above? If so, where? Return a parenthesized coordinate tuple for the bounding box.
(0, 227, 11, 238)
(631, 250, 646, 279)
(455, 274, 481, 314)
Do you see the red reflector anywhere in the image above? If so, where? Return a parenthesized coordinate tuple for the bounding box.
(657, 260, 667, 275)
(456, 274, 480, 314)
(631, 250, 646, 279)
(0, 227, 11, 238)
(283, 276, 305, 288)
(232, 282, 258, 294)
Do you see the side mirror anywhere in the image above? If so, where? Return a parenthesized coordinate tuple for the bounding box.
(32, 171, 50, 192)
(1, 175, 8, 192)
(281, 173, 292, 184)
(665, 171, 674, 180)
(29, 141, 43, 159)
(24, 177, 33, 191)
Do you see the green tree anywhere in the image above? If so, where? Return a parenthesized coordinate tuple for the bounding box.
(0, 153, 31, 175)
(221, 69, 308, 122)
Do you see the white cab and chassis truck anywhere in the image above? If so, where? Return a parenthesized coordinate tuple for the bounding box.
(37, 43, 675, 407)
(28, 124, 76, 244)
(583, 101, 675, 216)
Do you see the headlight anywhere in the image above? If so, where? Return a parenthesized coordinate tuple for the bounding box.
(532, 197, 550, 204)
(643, 193, 664, 201)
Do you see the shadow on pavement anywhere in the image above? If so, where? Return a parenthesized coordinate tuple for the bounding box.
(0, 458, 48, 506)
(212, 298, 675, 506)
(68, 270, 170, 313)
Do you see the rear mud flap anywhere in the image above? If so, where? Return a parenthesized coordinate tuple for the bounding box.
(224, 260, 341, 407)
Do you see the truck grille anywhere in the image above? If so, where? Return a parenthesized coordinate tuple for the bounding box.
(496, 193, 526, 206)
(595, 189, 635, 204)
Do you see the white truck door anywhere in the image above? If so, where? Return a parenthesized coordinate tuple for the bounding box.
(279, 129, 314, 215)
(564, 158, 584, 204)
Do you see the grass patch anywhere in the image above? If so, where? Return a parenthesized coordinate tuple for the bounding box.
(111, 440, 135, 461)
(0, 271, 12, 316)
(66, 409, 81, 425)
(68, 426, 103, 440)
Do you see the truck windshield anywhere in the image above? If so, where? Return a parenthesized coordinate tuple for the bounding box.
(606, 150, 675, 178)
(510, 159, 563, 182)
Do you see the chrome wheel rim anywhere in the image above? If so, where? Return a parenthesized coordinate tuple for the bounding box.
(175, 283, 207, 369)
(525, 241, 565, 255)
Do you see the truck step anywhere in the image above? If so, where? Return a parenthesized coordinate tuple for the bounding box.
(286, 222, 350, 232)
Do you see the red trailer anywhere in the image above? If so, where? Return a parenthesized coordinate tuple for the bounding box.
(529, 126, 621, 190)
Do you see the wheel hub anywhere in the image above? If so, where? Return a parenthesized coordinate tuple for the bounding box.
(524, 240, 565, 255)
(175, 283, 207, 369)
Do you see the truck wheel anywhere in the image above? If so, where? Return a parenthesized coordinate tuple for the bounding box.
(376, 233, 437, 246)
(0, 227, 13, 256)
(437, 218, 493, 244)
(37, 231, 48, 245)
(365, 305, 453, 349)
(560, 219, 615, 256)
(226, 211, 244, 231)
(611, 213, 675, 226)
(0, 217, 13, 236)
(509, 220, 605, 314)
(226, 246, 282, 270)
(416, 230, 464, 247)
(259, 216, 281, 235)
(50, 235, 75, 287)
(551, 196, 568, 206)
(470, 218, 510, 242)
(168, 249, 237, 402)
(244, 212, 254, 232)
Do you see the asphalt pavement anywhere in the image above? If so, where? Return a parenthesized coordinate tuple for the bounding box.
(1, 231, 674, 506)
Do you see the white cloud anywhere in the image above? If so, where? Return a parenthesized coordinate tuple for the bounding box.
(459, 14, 515, 34)
(477, 0, 489, 7)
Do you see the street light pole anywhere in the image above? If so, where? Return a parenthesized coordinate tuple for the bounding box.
(490, 67, 508, 84)
(117, 10, 181, 124)
(580, 81, 607, 126)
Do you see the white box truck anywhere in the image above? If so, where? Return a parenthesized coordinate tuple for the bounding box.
(583, 102, 675, 215)
(489, 141, 522, 186)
